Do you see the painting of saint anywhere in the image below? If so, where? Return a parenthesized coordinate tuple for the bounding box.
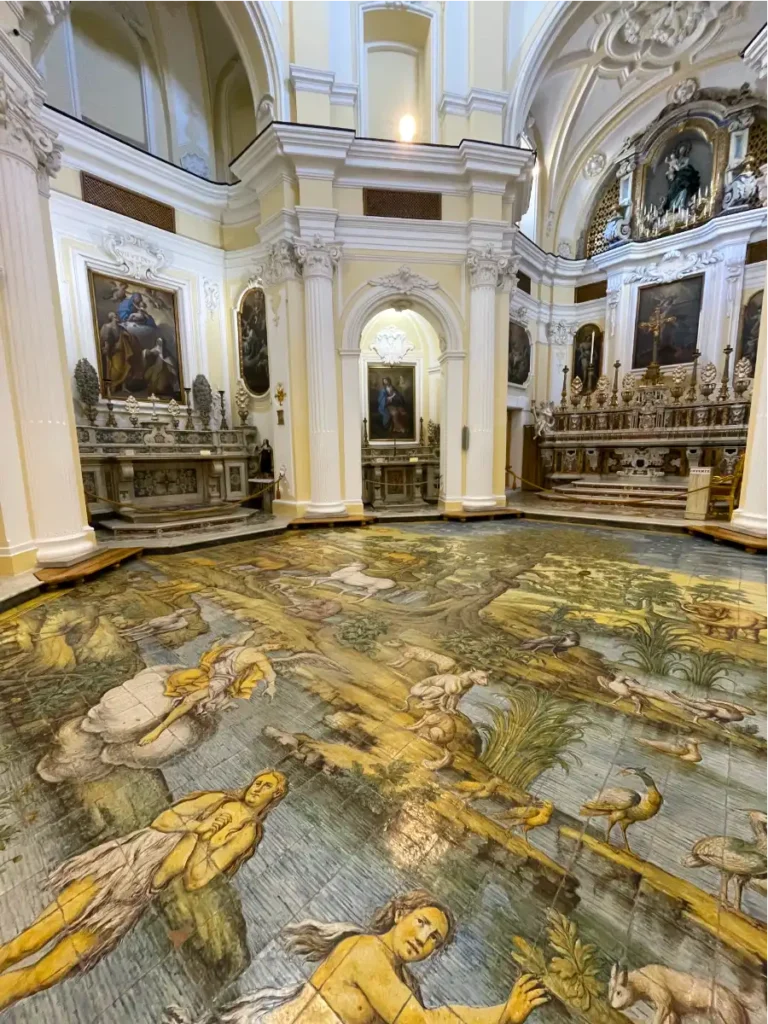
(632, 275, 703, 370)
(88, 270, 183, 401)
(737, 289, 763, 375)
(572, 324, 603, 388)
(508, 322, 531, 385)
(238, 287, 270, 396)
(368, 363, 416, 442)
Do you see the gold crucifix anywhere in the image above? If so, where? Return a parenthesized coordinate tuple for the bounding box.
(639, 298, 677, 383)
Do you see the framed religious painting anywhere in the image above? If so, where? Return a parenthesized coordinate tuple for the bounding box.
(632, 275, 703, 370)
(737, 289, 763, 375)
(237, 286, 270, 396)
(507, 322, 531, 385)
(88, 270, 183, 401)
(572, 323, 603, 388)
(367, 363, 416, 442)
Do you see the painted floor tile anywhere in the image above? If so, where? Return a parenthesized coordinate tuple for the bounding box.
(0, 521, 763, 1022)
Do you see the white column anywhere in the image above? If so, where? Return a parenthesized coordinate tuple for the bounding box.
(0, 32, 95, 568)
(731, 300, 767, 537)
(439, 350, 464, 508)
(339, 349, 363, 510)
(463, 247, 507, 510)
(293, 236, 346, 516)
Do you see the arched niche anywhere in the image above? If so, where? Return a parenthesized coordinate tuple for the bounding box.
(572, 323, 604, 390)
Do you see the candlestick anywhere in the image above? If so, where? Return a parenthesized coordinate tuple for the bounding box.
(589, 331, 595, 366)
(218, 390, 229, 430)
(560, 365, 569, 411)
(183, 387, 194, 430)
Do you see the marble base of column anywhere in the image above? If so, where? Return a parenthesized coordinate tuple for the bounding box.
(304, 501, 348, 518)
(36, 528, 97, 567)
(729, 509, 767, 537)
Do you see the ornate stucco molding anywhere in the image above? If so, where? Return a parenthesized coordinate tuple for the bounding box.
(102, 231, 168, 279)
(293, 235, 342, 279)
(368, 265, 439, 294)
(467, 246, 517, 290)
(0, 62, 61, 180)
(254, 239, 301, 287)
(546, 321, 577, 347)
(623, 248, 723, 285)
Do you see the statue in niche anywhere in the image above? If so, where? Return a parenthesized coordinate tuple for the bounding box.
(663, 142, 700, 212)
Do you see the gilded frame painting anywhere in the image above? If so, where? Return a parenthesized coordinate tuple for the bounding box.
(737, 289, 763, 376)
(88, 269, 183, 401)
(367, 363, 417, 442)
(237, 286, 270, 396)
(632, 274, 704, 370)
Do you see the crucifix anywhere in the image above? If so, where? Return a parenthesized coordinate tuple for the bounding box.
(639, 298, 677, 384)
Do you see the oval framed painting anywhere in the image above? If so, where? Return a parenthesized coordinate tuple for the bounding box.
(508, 321, 531, 386)
(237, 286, 270, 396)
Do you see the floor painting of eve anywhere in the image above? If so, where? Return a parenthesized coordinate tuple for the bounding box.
(0, 520, 764, 1024)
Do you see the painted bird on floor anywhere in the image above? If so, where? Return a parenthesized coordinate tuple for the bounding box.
(597, 673, 649, 713)
(637, 736, 702, 762)
(580, 767, 663, 852)
(519, 630, 580, 658)
(451, 776, 505, 803)
(682, 810, 766, 911)
(496, 800, 554, 842)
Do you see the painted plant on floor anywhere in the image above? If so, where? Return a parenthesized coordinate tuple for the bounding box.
(0, 522, 764, 1023)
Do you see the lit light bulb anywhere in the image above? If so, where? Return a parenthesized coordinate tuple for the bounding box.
(399, 114, 416, 143)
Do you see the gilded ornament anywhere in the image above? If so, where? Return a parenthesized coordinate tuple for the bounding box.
(235, 379, 250, 426)
(74, 358, 101, 424)
(192, 374, 213, 429)
(125, 394, 140, 427)
(698, 362, 718, 400)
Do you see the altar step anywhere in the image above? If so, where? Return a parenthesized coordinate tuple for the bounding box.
(541, 479, 687, 510)
(100, 507, 261, 538)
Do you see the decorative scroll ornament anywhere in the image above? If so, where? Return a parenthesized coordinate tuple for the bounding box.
(292, 235, 342, 278)
(371, 326, 414, 365)
(624, 248, 722, 285)
(368, 265, 439, 294)
(584, 153, 607, 178)
(510, 304, 529, 326)
(192, 373, 213, 428)
(257, 239, 301, 287)
(202, 279, 220, 317)
(546, 321, 576, 346)
(597, 2, 721, 80)
(467, 246, 511, 289)
(102, 232, 167, 279)
(74, 358, 101, 424)
(0, 68, 63, 178)
(670, 77, 699, 105)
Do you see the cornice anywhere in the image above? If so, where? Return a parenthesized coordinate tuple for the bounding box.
(742, 25, 767, 81)
(289, 65, 336, 96)
(330, 82, 358, 108)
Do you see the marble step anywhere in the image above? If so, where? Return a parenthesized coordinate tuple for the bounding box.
(539, 491, 686, 509)
(552, 484, 686, 500)
(100, 508, 256, 537)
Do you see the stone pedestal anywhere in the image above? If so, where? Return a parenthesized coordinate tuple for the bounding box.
(463, 247, 508, 510)
(294, 236, 346, 517)
(0, 26, 95, 572)
(685, 468, 712, 521)
(732, 298, 767, 536)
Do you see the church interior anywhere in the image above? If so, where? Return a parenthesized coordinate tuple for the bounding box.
(0, 2, 766, 1021)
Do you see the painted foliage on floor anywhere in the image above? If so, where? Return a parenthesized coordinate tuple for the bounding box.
(0, 522, 764, 1023)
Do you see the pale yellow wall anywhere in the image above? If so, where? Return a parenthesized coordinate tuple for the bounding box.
(367, 47, 420, 140)
(442, 194, 469, 222)
(176, 211, 223, 248)
(52, 166, 83, 200)
(223, 221, 259, 251)
(333, 187, 364, 216)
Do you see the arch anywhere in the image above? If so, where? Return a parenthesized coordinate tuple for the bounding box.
(339, 278, 465, 509)
(215, 1, 288, 123)
(214, 57, 258, 181)
(340, 278, 463, 355)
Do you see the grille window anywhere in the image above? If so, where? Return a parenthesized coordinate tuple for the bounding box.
(81, 173, 176, 233)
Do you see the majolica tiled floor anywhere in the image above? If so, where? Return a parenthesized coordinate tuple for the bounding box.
(0, 522, 764, 1023)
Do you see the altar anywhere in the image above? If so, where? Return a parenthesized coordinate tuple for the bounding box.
(361, 432, 440, 509)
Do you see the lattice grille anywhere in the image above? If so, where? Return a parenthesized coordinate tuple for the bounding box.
(363, 188, 442, 220)
(575, 280, 608, 303)
(517, 271, 532, 295)
(747, 116, 767, 167)
(81, 173, 176, 233)
(585, 178, 620, 258)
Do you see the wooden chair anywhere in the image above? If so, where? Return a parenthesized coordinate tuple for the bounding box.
(708, 455, 744, 520)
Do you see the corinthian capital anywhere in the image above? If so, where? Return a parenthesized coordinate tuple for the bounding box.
(0, 63, 61, 179)
(293, 235, 342, 279)
(467, 246, 512, 289)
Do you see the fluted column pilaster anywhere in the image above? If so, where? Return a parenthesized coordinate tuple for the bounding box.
(463, 246, 510, 510)
(0, 30, 94, 570)
(293, 236, 346, 516)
